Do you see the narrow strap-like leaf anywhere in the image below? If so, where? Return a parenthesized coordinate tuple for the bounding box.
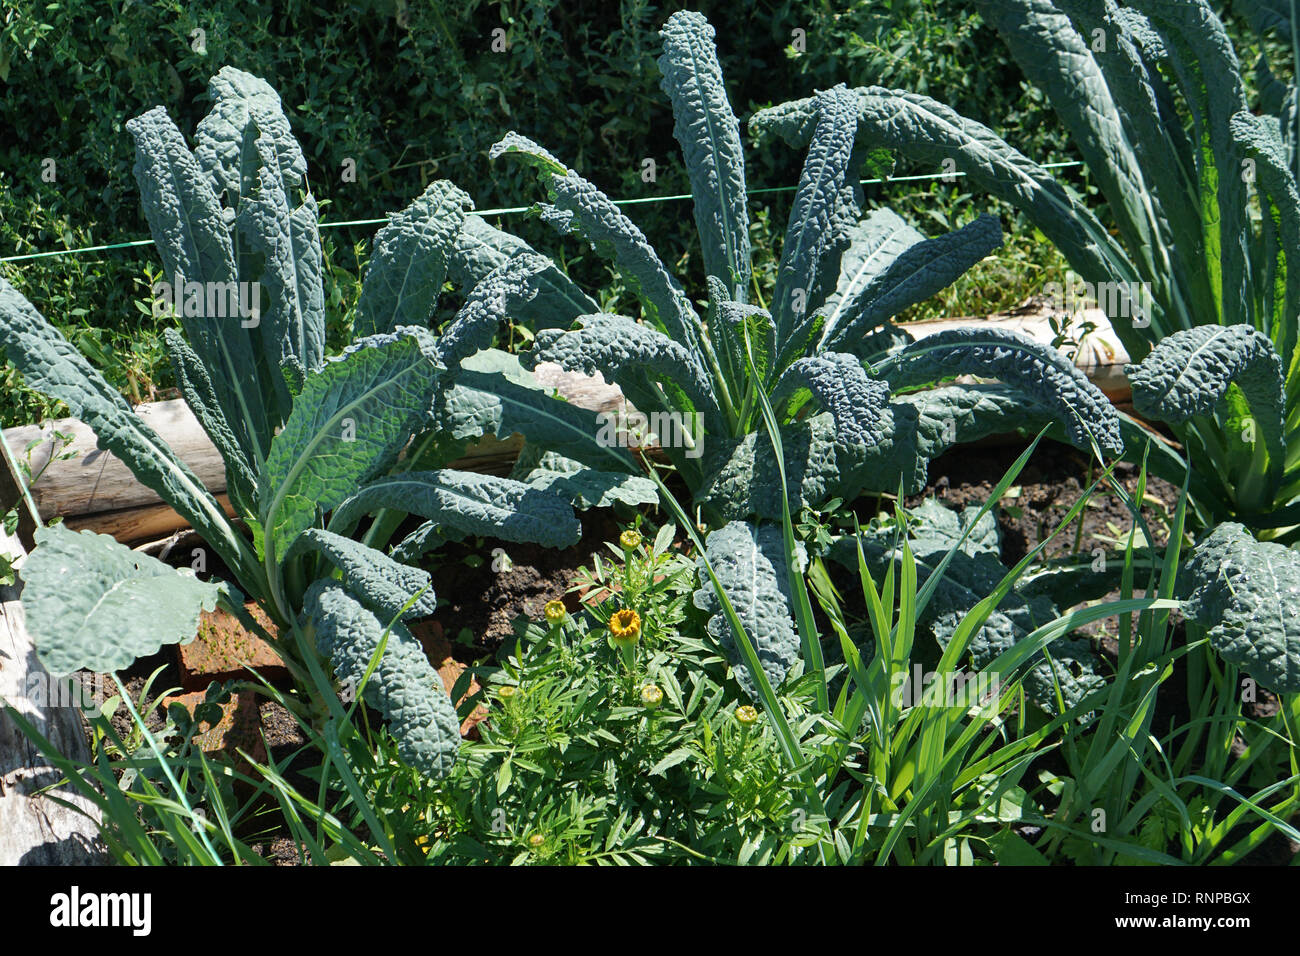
(769, 352, 892, 449)
(771, 85, 861, 359)
(490, 133, 709, 367)
(692, 521, 803, 702)
(820, 208, 925, 340)
(824, 214, 1002, 354)
(658, 10, 752, 300)
(447, 214, 598, 324)
(0, 280, 247, 575)
(328, 469, 580, 548)
(1126, 323, 1286, 469)
(878, 326, 1124, 456)
(287, 528, 437, 621)
(305, 581, 461, 778)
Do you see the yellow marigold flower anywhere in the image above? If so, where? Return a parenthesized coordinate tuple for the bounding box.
(735, 705, 760, 726)
(498, 684, 518, 700)
(619, 529, 642, 550)
(640, 683, 664, 708)
(543, 599, 567, 624)
(608, 607, 641, 645)
(527, 832, 546, 848)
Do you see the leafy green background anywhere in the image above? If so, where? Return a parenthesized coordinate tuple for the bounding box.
(0, 0, 1073, 426)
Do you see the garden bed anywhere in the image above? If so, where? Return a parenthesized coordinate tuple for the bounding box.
(45, 434, 1294, 866)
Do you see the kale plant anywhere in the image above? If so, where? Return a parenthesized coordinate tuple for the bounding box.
(467, 11, 1123, 529)
(751, 0, 1300, 529)
(754, 0, 1300, 697)
(750, 0, 1300, 694)
(0, 69, 615, 778)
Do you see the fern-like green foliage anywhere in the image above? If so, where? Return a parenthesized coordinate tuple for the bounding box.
(481, 10, 1121, 525)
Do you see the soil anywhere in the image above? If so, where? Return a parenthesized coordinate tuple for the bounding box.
(422, 508, 626, 657)
(906, 440, 1181, 564)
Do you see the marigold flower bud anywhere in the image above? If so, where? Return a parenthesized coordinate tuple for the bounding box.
(608, 607, 641, 645)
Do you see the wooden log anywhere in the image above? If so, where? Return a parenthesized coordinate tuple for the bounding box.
(903, 307, 1131, 401)
(0, 496, 105, 864)
(1, 310, 1131, 543)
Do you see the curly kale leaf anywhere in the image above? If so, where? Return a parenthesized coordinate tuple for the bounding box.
(1126, 324, 1285, 467)
(879, 326, 1124, 456)
(692, 521, 802, 702)
(1183, 522, 1300, 693)
(305, 581, 461, 778)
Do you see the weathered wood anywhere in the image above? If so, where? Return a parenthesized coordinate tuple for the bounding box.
(0, 506, 105, 864)
(1, 310, 1130, 542)
(903, 307, 1131, 400)
(6, 397, 229, 521)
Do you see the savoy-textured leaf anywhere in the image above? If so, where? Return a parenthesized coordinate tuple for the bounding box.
(234, 128, 326, 406)
(1230, 110, 1300, 362)
(972, 0, 1164, 268)
(128, 105, 273, 461)
(1126, 324, 1286, 465)
(163, 327, 258, 514)
(328, 469, 581, 548)
(819, 208, 925, 339)
(438, 252, 557, 367)
(771, 85, 861, 357)
(262, 332, 436, 558)
(491, 133, 706, 361)
(692, 521, 802, 701)
(880, 327, 1124, 456)
(22, 524, 224, 677)
(711, 296, 777, 390)
(447, 215, 599, 324)
(194, 66, 307, 207)
(287, 528, 437, 622)
(898, 383, 1071, 459)
(1182, 522, 1300, 692)
(128, 107, 238, 290)
(512, 448, 658, 509)
(354, 180, 471, 337)
(770, 351, 893, 449)
(432, 349, 640, 474)
(525, 313, 719, 428)
(698, 408, 924, 521)
(750, 88, 1134, 335)
(658, 10, 752, 299)
(823, 214, 1003, 353)
(905, 498, 1002, 559)
(304, 581, 461, 778)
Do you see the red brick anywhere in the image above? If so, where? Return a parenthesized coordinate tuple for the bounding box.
(179, 602, 287, 690)
(161, 689, 266, 765)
